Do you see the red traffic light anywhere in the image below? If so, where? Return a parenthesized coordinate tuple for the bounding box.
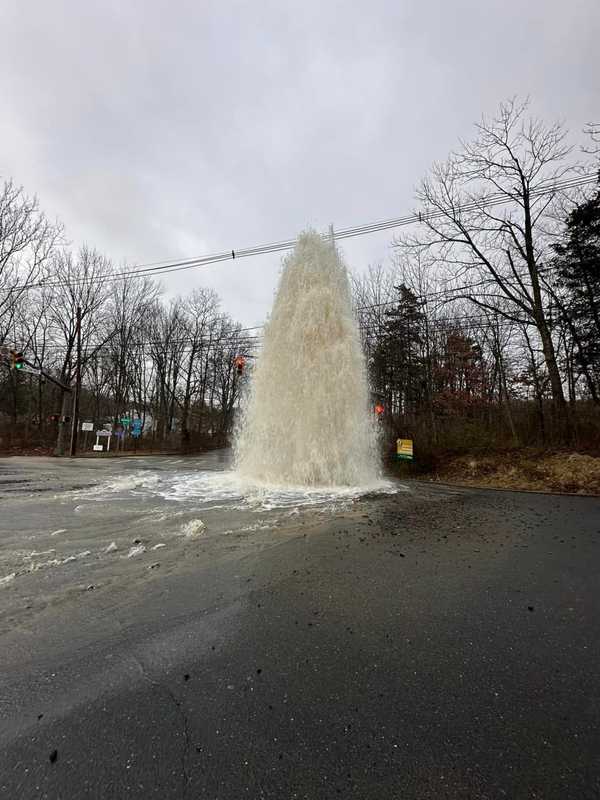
(235, 356, 246, 375)
(374, 404, 385, 416)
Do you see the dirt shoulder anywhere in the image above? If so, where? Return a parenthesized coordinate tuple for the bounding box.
(415, 449, 600, 495)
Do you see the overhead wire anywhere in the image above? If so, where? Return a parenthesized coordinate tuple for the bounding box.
(2, 173, 596, 294)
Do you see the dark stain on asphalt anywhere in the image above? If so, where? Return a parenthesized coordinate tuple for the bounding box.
(49, 749, 58, 764)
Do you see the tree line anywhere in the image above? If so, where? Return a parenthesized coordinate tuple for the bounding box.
(0, 206, 251, 453)
(354, 100, 599, 461)
(1, 97, 598, 458)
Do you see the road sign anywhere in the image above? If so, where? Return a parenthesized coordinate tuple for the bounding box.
(96, 430, 111, 437)
(397, 439, 414, 461)
(132, 418, 142, 428)
(93, 444, 103, 452)
(81, 421, 94, 432)
(120, 417, 130, 425)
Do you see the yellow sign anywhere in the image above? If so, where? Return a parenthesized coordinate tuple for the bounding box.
(397, 439, 413, 461)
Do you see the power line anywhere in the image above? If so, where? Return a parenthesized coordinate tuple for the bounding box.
(3, 173, 595, 294)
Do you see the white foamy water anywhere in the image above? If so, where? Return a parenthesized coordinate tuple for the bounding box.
(159, 470, 399, 510)
(80, 468, 400, 512)
(234, 230, 380, 487)
(180, 519, 206, 538)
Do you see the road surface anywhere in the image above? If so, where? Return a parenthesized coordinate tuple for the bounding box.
(1, 454, 599, 799)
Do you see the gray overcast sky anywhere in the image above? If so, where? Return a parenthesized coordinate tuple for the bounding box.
(1, 0, 598, 325)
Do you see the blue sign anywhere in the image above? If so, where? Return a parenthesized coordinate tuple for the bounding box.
(132, 419, 142, 430)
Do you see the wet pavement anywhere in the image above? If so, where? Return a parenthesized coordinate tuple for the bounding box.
(1, 453, 599, 798)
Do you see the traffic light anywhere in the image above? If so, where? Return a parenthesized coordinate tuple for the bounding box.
(10, 351, 24, 370)
(235, 356, 246, 376)
(374, 403, 385, 416)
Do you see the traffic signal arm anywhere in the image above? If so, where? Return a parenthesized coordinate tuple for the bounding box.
(17, 353, 71, 392)
(2, 348, 70, 391)
(35, 361, 72, 392)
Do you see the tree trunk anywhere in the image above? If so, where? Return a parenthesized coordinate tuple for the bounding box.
(37, 376, 44, 437)
(54, 390, 72, 456)
(536, 318, 571, 441)
(521, 185, 572, 441)
(180, 345, 196, 451)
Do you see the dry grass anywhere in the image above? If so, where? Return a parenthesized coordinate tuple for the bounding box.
(432, 450, 600, 495)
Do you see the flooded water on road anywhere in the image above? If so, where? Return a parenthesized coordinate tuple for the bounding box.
(0, 452, 405, 628)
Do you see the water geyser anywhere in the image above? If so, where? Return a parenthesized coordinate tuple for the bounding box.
(235, 230, 379, 487)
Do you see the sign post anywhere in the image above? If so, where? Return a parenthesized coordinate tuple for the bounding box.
(131, 419, 142, 453)
(95, 429, 111, 453)
(81, 421, 93, 451)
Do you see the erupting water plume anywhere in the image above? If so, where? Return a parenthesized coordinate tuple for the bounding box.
(235, 230, 380, 486)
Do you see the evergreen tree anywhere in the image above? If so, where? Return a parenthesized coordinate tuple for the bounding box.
(553, 180, 600, 400)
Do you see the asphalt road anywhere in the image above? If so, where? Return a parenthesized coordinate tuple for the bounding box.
(1, 456, 599, 799)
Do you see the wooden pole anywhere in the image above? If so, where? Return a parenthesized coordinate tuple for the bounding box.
(69, 306, 82, 457)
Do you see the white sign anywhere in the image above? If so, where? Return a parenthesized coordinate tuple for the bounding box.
(93, 444, 103, 452)
(81, 421, 94, 431)
(96, 430, 111, 437)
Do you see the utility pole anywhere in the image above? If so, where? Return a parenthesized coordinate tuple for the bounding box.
(69, 306, 82, 457)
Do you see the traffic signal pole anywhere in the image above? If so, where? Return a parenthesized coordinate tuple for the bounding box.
(3, 343, 75, 456)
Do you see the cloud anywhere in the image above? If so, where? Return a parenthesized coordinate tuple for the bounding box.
(1, 0, 598, 323)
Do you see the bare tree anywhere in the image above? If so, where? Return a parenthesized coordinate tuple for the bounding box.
(180, 288, 220, 449)
(210, 315, 249, 437)
(148, 299, 188, 441)
(583, 123, 600, 157)
(49, 246, 112, 455)
(104, 274, 159, 423)
(397, 98, 580, 439)
(0, 179, 62, 343)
